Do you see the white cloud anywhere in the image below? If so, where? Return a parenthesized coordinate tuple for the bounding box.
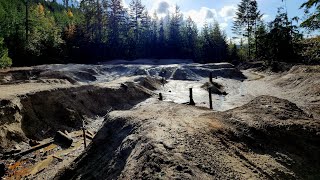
(184, 7, 217, 28)
(149, 0, 177, 18)
(157, 1, 170, 14)
(219, 5, 236, 21)
(129, 1, 234, 31)
(261, 14, 270, 21)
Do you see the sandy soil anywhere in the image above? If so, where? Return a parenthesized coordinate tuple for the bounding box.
(55, 97, 320, 179)
(0, 60, 319, 179)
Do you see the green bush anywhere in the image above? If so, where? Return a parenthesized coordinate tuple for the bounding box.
(298, 36, 320, 64)
(0, 37, 12, 68)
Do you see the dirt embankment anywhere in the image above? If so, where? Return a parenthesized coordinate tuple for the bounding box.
(0, 77, 161, 153)
(55, 95, 320, 180)
(273, 65, 320, 118)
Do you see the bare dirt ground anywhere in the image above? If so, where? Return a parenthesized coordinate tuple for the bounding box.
(0, 60, 319, 179)
(55, 97, 320, 179)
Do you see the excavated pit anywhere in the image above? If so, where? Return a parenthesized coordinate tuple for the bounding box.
(0, 61, 319, 179)
(0, 78, 158, 153)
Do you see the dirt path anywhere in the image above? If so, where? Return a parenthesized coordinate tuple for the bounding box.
(0, 83, 74, 99)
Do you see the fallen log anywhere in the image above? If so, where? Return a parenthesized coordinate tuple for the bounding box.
(86, 130, 93, 136)
(53, 155, 63, 161)
(17, 140, 54, 157)
(85, 134, 94, 140)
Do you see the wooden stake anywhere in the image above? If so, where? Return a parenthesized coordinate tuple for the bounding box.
(159, 93, 163, 101)
(209, 88, 213, 109)
(189, 88, 195, 105)
(209, 72, 213, 83)
(82, 127, 87, 148)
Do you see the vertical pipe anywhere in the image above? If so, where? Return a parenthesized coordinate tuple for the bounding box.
(209, 72, 213, 83)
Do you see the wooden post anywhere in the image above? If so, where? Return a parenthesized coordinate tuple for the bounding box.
(159, 93, 163, 101)
(82, 127, 87, 148)
(161, 77, 165, 87)
(209, 88, 213, 109)
(189, 88, 195, 105)
(209, 72, 213, 83)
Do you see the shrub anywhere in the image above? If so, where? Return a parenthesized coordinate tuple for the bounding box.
(0, 37, 12, 68)
(298, 36, 320, 64)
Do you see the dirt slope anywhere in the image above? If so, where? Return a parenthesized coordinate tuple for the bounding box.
(55, 96, 320, 180)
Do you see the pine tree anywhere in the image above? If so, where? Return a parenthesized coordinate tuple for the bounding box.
(199, 22, 211, 63)
(129, 0, 145, 41)
(211, 22, 228, 62)
(255, 21, 268, 60)
(106, 0, 126, 57)
(228, 42, 239, 63)
(300, 0, 320, 30)
(233, 0, 261, 60)
(63, 0, 69, 8)
(168, 5, 183, 57)
(157, 17, 166, 58)
(182, 17, 198, 58)
(267, 8, 302, 64)
(150, 12, 158, 57)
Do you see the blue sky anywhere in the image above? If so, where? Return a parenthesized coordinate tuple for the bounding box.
(122, 0, 316, 39)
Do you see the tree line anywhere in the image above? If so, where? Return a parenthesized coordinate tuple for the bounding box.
(0, 0, 230, 67)
(232, 0, 319, 66)
(0, 0, 319, 68)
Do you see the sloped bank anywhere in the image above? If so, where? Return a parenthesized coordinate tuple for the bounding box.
(0, 77, 158, 153)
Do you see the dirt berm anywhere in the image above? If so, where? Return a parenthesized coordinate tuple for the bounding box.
(55, 95, 320, 180)
(0, 77, 159, 153)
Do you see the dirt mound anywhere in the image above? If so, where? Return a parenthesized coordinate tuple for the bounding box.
(0, 78, 155, 152)
(229, 95, 310, 121)
(135, 76, 165, 90)
(288, 65, 320, 74)
(39, 71, 97, 84)
(54, 102, 232, 180)
(171, 68, 201, 80)
(0, 69, 44, 85)
(201, 81, 227, 95)
(188, 67, 246, 80)
(274, 65, 320, 99)
(220, 96, 320, 179)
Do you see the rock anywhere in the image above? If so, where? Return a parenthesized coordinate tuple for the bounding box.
(54, 131, 73, 147)
(176, 165, 183, 171)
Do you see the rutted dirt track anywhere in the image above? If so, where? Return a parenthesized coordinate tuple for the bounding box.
(0, 60, 319, 179)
